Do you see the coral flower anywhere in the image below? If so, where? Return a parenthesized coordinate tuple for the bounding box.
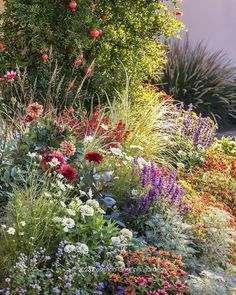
(41, 152, 65, 170)
(176, 11, 183, 17)
(60, 140, 76, 157)
(26, 103, 44, 119)
(135, 277, 146, 285)
(59, 164, 77, 181)
(175, 282, 185, 289)
(85, 152, 104, 164)
(110, 273, 122, 283)
(4, 70, 17, 81)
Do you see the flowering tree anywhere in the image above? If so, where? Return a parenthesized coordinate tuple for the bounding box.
(0, 0, 183, 102)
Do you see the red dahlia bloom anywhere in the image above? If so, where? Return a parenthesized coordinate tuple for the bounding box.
(85, 152, 104, 164)
(59, 165, 77, 181)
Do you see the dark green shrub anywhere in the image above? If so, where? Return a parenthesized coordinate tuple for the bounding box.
(158, 38, 236, 128)
(0, 0, 183, 104)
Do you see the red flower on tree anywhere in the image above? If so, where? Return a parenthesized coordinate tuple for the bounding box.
(59, 164, 77, 181)
(85, 152, 104, 164)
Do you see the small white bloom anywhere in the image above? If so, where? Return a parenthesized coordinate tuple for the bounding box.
(49, 158, 60, 168)
(101, 123, 108, 131)
(1, 224, 7, 229)
(19, 221, 26, 227)
(19, 232, 24, 236)
(7, 227, 15, 235)
(121, 228, 133, 240)
(77, 243, 89, 255)
(75, 197, 83, 206)
(61, 217, 75, 229)
(131, 189, 138, 195)
(130, 145, 144, 151)
(116, 261, 125, 268)
(177, 162, 185, 169)
(64, 244, 76, 253)
(66, 184, 74, 190)
(44, 192, 52, 197)
(83, 135, 94, 145)
(116, 255, 124, 261)
(53, 217, 62, 223)
(137, 157, 148, 169)
(125, 155, 133, 162)
(177, 150, 187, 157)
(79, 205, 94, 217)
(66, 209, 76, 216)
(110, 147, 123, 157)
(200, 157, 205, 162)
(28, 152, 37, 158)
(63, 227, 69, 232)
(30, 237, 35, 240)
(57, 180, 66, 191)
(60, 201, 66, 208)
(98, 208, 105, 214)
(111, 236, 121, 244)
(87, 188, 93, 198)
(86, 199, 99, 208)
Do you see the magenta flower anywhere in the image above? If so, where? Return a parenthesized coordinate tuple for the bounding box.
(4, 70, 17, 81)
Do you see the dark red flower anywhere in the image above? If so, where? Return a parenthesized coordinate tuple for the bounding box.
(85, 152, 104, 164)
(59, 164, 77, 181)
(41, 152, 65, 170)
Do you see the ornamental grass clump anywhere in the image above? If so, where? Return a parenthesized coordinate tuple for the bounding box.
(159, 38, 236, 127)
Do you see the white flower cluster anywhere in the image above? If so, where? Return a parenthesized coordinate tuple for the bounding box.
(64, 242, 89, 255)
(53, 197, 106, 232)
(111, 228, 133, 246)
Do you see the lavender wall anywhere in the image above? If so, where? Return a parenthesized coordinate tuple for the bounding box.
(180, 0, 236, 64)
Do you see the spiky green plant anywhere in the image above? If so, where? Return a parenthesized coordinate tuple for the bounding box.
(158, 38, 236, 128)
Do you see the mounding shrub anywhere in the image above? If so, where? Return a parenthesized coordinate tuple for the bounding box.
(158, 38, 236, 128)
(0, 0, 184, 104)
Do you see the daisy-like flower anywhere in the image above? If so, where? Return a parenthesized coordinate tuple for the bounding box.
(61, 217, 75, 229)
(64, 244, 76, 253)
(26, 103, 44, 119)
(4, 70, 17, 81)
(79, 205, 94, 217)
(59, 165, 77, 181)
(86, 199, 99, 208)
(83, 135, 94, 145)
(121, 228, 133, 240)
(7, 227, 16, 235)
(19, 221, 26, 227)
(60, 140, 76, 157)
(111, 236, 121, 245)
(77, 243, 89, 255)
(85, 152, 104, 164)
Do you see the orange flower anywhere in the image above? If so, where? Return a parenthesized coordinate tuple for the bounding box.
(110, 273, 122, 283)
(147, 246, 157, 252)
(26, 103, 44, 119)
(124, 287, 136, 295)
(176, 11, 183, 17)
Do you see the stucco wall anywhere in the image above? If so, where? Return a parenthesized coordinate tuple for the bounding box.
(180, 0, 236, 64)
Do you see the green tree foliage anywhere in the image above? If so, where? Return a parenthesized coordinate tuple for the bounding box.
(0, 0, 183, 103)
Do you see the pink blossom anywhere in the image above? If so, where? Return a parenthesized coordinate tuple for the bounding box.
(4, 70, 17, 81)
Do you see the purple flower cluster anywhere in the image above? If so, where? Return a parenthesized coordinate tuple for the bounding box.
(181, 104, 217, 148)
(124, 163, 188, 218)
